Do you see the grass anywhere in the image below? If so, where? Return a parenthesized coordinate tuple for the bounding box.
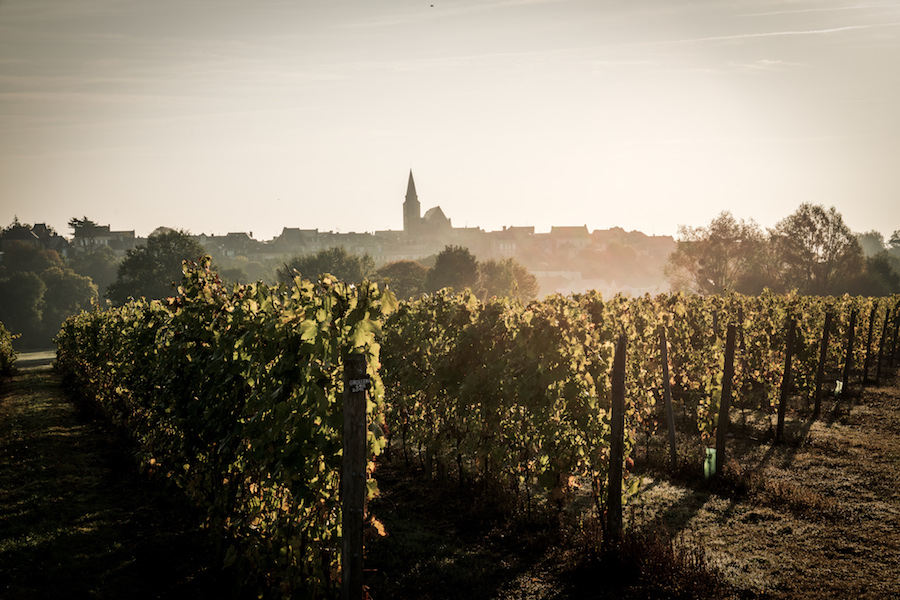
(0, 367, 234, 600)
(363, 455, 737, 600)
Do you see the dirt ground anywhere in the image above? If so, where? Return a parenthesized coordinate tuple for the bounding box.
(365, 371, 900, 600)
(629, 376, 900, 600)
(0, 354, 230, 600)
(2, 352, 898, 599)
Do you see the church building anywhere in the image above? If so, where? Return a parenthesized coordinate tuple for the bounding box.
(402, 170, 452, 237)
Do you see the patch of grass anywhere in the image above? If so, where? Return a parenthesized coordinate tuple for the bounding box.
(562, 525, 735, 600)
(365, 454, 736, 600)
(718, 459, 839, 520)
(0, 369, 234, 600)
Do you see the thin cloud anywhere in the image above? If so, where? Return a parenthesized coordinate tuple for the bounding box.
(730, 58, 808, 71)
(612, 133, 886, 149)
(656, 22, 900, 45)
(739, 4, 900, 18)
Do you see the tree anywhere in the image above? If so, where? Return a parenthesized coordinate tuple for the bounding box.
(426, 245, 478, 292)
(69, 245, 119, 298)
(0, 240, 63, 275)
(890, 230, 900, 251)
(475, 258, 539, 301)
(39, 267, 98, 340)
(664, 211, 763, 294)
(0, 271, 46, 346)
(277, 247, 375, 284)
(218, 266, 248, 286)
(852, 252, 900, 296)
(375, 260, 429, 300)
(856, 231, 885, 257)
(770, 204, 864, 295)
(0, 237, 98, 347)
(733, 238, 786, 295)
(68, 216, 104, 250)
(106, 229, 207, 305)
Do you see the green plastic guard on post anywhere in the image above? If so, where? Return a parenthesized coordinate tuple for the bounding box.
(704, 448, 717, 479)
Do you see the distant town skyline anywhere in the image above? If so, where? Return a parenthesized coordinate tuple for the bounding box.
(2, 1, 899, 241)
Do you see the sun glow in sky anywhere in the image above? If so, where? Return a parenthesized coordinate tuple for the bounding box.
(2, 0, 899, 240)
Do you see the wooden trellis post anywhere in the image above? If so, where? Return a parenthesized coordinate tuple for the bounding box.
(776, 318, 796, 444)
(863, 303, 878, 384)
(891, 301, 900, 368)
(715, 324, 737, 476)
(841, 310, 857, 398)
(658, 326, 677, 470)
(341, 353, 369, 600)
(813, 311, 833, 420)
(606, 334, 627, 548)
(876, 306, 891, 384)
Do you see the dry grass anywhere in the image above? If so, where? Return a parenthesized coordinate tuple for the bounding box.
(367, 370, 900, 599)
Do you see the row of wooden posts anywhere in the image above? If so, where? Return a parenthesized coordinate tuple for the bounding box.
(608, 299, 900, 548)
(340, 299, 900, 598)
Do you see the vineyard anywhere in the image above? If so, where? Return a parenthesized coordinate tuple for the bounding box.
(0, 321, 17, 376)
(54, 258, 900, 598)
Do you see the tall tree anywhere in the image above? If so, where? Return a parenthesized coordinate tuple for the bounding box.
(854, 252, 900, 296)
(68, 216, 104, 250)
(278, 247, 375, 284)
(664, 211, 763, 294)
(475, 257, 539, 301)
(375, 260, 429, 300)
(0, 240, 63, 275)
(69, 245, 119, 298)
(39, 267, 98, 341)
(889, 230, 900, 255)
(0, 272, 46, 345)
(426, 245, 478, 292)
(770, 203, 864, 295)
(856, 230, 885, 257)
(106, 229, 206, 305)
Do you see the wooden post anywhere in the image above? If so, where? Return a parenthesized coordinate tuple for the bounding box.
(737, 307, 748, 379)
(776, 318, 796, 444)
(876, 306, 891, 384)
(841, 310, 857, 398)
(891, 301, 900, 368)
(715, 324, 737, 476)
(813, 311, 833, 420)
(606, 334, 627, 548)
(863, 303, 878, 384)
(341, 353, 368, 600)
(658, 326, 677, 470)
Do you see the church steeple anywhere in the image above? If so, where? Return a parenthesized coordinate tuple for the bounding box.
(406, 169, 417, 200)
(403, 169, 421, 235)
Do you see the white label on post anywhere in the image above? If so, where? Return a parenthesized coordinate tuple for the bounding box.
(349, 378, 369, 393)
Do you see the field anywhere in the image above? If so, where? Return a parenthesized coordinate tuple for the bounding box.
(2, 352, 898, 599)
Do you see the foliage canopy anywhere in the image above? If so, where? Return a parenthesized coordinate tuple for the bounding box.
(106, 229, 206, 305)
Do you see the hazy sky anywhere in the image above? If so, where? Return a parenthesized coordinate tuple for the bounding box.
(2, 0, 899, 241)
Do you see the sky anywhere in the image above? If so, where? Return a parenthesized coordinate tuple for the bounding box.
(2, 0, 899, 242)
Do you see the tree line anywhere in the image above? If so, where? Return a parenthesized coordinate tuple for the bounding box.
(278, 245, 538, 302)
(665, 203, 900, 296)
(2, 203, 897, 348)
(0, 218, 538, 348)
